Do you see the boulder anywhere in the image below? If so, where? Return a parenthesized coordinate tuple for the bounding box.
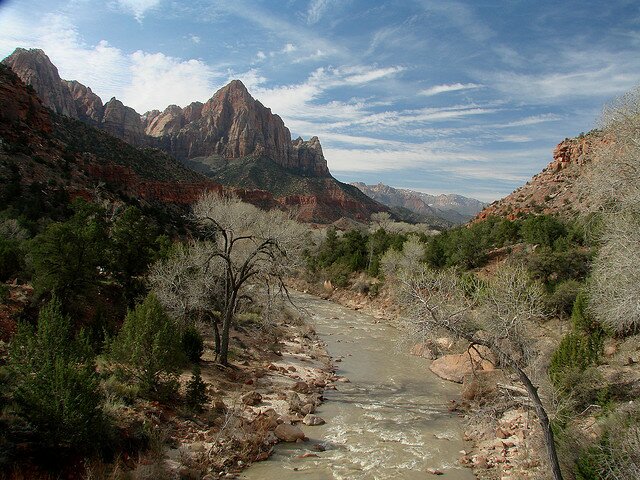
(429, 346, 496, 383)
(287, 391, 303, 414)
(274, 423, 306, 442)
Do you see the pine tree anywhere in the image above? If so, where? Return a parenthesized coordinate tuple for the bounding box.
(8, 298, 105, 451)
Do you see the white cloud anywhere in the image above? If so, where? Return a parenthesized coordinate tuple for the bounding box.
(116, 0, 161, 22)
(124, 51, 220, 112)
(282, 43, 297, 53)
(419, 82, 482, 96)
(255, 51, 266, 61)
(231, 68, 266, 92)
(306, 0, 336, 25)
(189, 34, 201, 44)
(0, 12, 222, 112)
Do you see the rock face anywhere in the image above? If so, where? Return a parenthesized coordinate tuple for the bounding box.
(62, 79, 104, 125)
(2, 48, 78, 118)
(0, 63, 52, 137)
(475, 132, 603, 221)
(2, 48, 145, 146)
(143, 80, 330, 176)
(102, 97, 146, 146)
(352, 182, 485, 225)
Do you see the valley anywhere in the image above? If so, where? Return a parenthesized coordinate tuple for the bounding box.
(1, 7, 640, 478)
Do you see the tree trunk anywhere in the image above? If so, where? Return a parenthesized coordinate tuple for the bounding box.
(218, 290, 238, 366)
(467, 338, 564, 480)
(212, 320, 221, 357)
(512, 364, 564, 480)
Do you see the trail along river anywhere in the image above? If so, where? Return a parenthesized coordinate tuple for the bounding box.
(241, 292, 475, 479)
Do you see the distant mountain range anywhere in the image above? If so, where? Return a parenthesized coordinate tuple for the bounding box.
(351, 182, 486, 225)
(2, 47, 384, 223)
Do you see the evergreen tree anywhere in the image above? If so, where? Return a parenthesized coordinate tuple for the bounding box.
(8, 298, 105, 451)
(110, 293, 184, 397)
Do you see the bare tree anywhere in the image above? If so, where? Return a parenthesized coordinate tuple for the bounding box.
(149, 241, 225, 354)
(383, 240, 564, 480)
(192, 192, 307, 366)
(583, 85, 640, 334)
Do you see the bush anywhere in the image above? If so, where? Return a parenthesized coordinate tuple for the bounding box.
(520, 215, 567, 247)
(0, 236, 23, 281)
(29, 200, 107, 301)
(181, 325, 204, 363)
(8, 298, 105, 451)
(549, 331, 603, 391)
(110, 293, 184, 398)
(185, 365, 208, 412)
(546, 280, 581, 317)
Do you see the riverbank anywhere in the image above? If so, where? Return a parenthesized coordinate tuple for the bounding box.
(90, 307, 336, 480)
(290, 277, 547, 479)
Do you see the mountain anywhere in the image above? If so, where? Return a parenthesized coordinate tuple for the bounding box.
(475, 131, 602, 221)
(0, 62, 229, 224)
(2, 48, 384, 223)
(351, 182, 486, 225)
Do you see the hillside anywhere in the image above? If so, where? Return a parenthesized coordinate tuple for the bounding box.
(476, 131, 602, 221)
(2, 48, 386, 223)
(0, 62, 225, 228)
(351, 182, 485, 225)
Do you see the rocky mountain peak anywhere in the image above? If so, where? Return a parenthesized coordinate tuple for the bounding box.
(2, 47, 78, 118)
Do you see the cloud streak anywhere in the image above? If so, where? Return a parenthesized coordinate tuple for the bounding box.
(419, 82, 483, 96)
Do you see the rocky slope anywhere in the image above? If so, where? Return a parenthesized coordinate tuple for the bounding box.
(2, 47, 382, 222)
(352, 182, 485, 224)
(0, 62, 225, 219)
(476, 132, 602, 221)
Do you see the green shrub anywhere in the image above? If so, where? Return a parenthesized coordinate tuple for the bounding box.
(29, 200, 107, 301)
(0, 236, 23, 281)
(110, 293, 184, 398)
(546, 280, 581, 317)
(181, 325, 204, 363)
(549, 331, 603, 389)
(185, 365, 208, 412)
(520, 215, 567, 247)
(8, 298, 105, 451)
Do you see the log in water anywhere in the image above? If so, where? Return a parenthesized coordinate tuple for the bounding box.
(241, 292, 474, 479)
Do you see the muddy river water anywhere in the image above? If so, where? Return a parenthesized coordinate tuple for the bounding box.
(241, 292, 475, 479)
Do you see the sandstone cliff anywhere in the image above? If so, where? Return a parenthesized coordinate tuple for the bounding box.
(3, 48, 78, 118)
(476, 132, 602, 221)
(142, 80, 330, 176)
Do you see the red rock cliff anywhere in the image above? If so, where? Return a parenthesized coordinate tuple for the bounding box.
(475, 132, 602, 221)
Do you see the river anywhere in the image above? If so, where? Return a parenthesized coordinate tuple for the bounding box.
(241, 292, 475, 480)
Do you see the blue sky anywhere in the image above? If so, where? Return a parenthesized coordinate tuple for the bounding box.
(1, 0, 639, 201)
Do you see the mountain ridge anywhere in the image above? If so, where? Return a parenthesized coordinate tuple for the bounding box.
(351, 182, 486, 225)
(475, 131, 602, 221)
(2, 47, 385, 223)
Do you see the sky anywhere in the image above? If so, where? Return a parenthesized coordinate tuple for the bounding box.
(1, 0, 639, 201)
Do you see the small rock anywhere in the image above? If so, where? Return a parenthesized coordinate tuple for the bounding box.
(311, 443, 326, 452)
(301, 403, 316, 415)
(303, 414, 326, 426)
(427, 468, 444, 475)
(242, 391, 262, 406)
(297, 453, 319, 458)
(292, 381, 310, 394)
